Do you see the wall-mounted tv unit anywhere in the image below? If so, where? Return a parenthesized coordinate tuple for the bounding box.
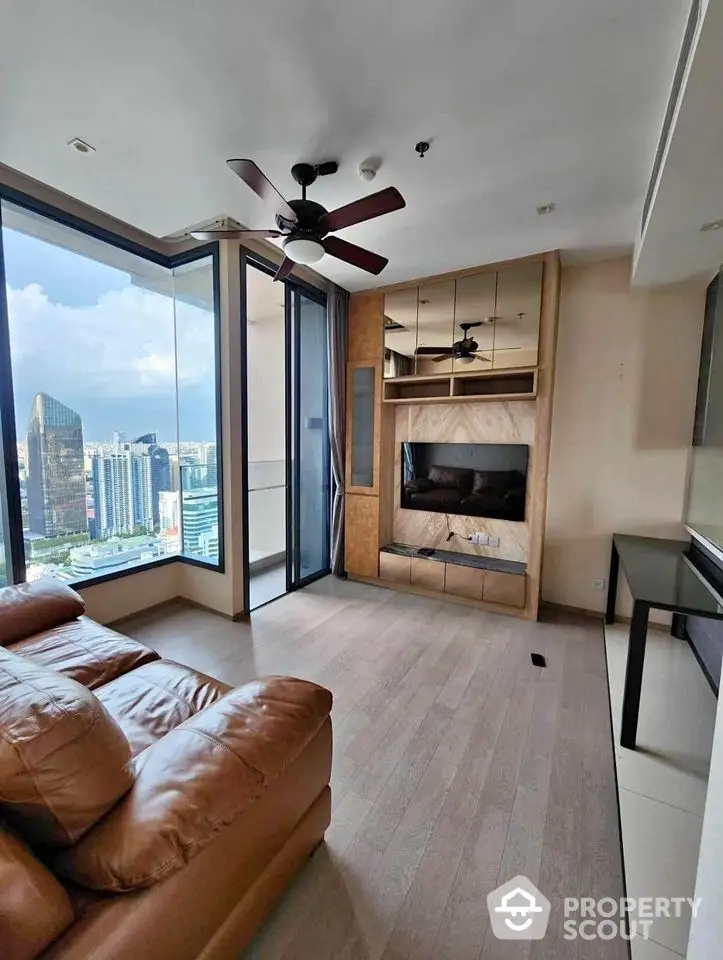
(400, 442, 529, 522)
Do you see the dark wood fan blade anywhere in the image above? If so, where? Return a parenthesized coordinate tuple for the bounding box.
(432, 354, 452, 363)
(227, 159, 297, 223)
(323, 187, 405, 233)
(415, 346, 453, 355)
(323, 236, 388, 275)
(273, 257, 295, 282)
(190, 229, 283, 241)
(473, 353, 493, 361)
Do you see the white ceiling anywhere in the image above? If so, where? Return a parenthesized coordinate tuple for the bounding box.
(633, 0, 723, 287)
(0, 0, 690, 291)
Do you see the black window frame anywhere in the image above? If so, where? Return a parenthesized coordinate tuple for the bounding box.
(0, 184, 225, 588)
(240, 249, 330, 613)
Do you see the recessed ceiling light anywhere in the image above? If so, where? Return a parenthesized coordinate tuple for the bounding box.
(537, 203, 556, 216)
(67, 137, 95, 154)
(701, 219, 723, 232)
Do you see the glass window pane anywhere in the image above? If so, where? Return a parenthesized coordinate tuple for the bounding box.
(173, 256, 220, 564)
(350, 366, 375, 487)
(295, 292, 329, 580)
(0, 201, 224, 583)
(246, 262, 287, 609)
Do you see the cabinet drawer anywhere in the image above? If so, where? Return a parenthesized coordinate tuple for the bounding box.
(379, 552, 412, 584)
(483, 571, 526, 607)
(410, 557, 445, 592)
(444, 564, 485, 600)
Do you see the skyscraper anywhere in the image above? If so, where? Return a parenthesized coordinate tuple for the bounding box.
(135, 433, 171, 528)
(91, 450, 153, 538)
(26, 393, 87, 538)
(181, 488, 219, 560)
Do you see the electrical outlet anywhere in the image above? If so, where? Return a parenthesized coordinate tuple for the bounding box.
(471, 532, 489, 546)
(488, 536, 500, 548)
(591, 578, 606, 591)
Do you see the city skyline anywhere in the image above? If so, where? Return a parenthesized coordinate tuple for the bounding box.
(19, 390, 219, 582)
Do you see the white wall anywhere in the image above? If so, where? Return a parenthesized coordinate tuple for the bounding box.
(543, 257, 705, 620)
(80, 563, 179, 624)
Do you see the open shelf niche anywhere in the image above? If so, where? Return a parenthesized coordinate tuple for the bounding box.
(382, 367, 537, 404)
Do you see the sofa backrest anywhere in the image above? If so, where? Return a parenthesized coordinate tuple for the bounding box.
(0, 647, 133, 847)
(0, 581, 85, 647)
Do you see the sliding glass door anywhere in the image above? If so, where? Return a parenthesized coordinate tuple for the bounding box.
(243, 255, 329, 610)
(290, 288, 330, 585)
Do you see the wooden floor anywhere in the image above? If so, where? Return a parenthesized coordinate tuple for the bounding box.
(122, 576, 626, 960)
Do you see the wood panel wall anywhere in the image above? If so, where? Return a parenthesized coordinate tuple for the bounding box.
(344, 251, 560, 620)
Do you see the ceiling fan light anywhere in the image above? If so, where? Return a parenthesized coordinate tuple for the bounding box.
(456, 355, 475, 365)
(283, 237, 325, 264)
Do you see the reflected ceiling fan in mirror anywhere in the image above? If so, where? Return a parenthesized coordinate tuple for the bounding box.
(192, 159, 406, 280)
(414, 317, 525, 365)
(416, 322, 493, 365)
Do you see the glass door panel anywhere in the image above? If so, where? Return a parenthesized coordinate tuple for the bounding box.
(291, 290, 330, 585)
(245, 262, 288, 610)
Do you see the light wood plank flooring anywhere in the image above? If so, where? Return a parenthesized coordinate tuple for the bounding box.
(121, 576, 626, 959)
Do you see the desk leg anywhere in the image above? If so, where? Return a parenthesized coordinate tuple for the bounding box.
(606, 541, 619, 625)
(621, 601, 649, 750)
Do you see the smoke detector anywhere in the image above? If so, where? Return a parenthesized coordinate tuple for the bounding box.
(358, 156, 381, 182)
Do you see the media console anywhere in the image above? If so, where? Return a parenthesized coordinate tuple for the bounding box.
(379, 542, 526, 609)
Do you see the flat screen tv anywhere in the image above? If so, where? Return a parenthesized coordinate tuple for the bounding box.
(400, 442, 529, 522)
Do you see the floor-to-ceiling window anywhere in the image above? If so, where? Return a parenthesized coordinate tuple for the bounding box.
(243, 254, 330, 611)
(245, 260, 288, 609)
(0, 194, 222, 586)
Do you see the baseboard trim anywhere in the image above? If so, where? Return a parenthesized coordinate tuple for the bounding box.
(540, 600, 603, 621)
(108, 595, 246, 627)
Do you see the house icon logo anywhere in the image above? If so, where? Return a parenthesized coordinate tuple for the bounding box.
(487, 875, 551, 940)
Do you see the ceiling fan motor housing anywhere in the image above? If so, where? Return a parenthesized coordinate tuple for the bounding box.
(277, 198, 329, 239)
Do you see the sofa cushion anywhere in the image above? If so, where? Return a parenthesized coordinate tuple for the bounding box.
(0, 648, 133, 848)
(96, 660, 232, 756)
(0, 824, 74, 960)
(55, 677, 333, 891)
(0, 581, 84, 647)
(7, 617, 159, 691)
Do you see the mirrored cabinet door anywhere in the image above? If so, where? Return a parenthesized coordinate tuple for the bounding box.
(493, 261, 542, 369)
(452, 271, 497, 374)
(414, 280, 456, 375)
(384, 287, 417, 378)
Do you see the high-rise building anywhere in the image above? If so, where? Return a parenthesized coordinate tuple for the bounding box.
(181, 488, 219, 560)
(159, 490, 180, 532)
(135, 433, 171, 528)
(91, 450, 153, 538)
(26, 393, 87, 538)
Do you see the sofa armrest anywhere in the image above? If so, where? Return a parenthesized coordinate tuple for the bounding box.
(0, 581, 85, 646)
(55, 677, 332, 892)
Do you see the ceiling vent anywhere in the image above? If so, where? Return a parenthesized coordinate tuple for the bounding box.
(384, 316, 405, 331)
(641, 0, 702, 233)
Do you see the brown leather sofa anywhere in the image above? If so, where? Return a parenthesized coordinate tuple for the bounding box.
(0, 580, 333, 960)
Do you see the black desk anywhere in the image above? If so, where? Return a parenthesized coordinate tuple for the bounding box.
(606, 534, 723, 750)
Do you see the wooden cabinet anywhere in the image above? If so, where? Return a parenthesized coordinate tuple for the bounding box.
(483, 571, 526, 608)
(444, 565, 486, 600)
(411, 557, 445, 591)
(345, 495, 380, 578)
(380, 553, 411, 584)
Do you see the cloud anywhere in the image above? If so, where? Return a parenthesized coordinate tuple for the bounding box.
(6, 281, 215, 401)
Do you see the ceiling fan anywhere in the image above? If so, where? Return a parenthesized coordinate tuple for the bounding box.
(415, 322, 494, 365)
(192, 159, 405, 280)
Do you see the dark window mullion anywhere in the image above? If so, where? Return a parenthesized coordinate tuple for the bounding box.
(0, 203, 25, 584)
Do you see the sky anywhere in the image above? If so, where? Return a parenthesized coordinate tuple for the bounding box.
(2, 225, 217, 443)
